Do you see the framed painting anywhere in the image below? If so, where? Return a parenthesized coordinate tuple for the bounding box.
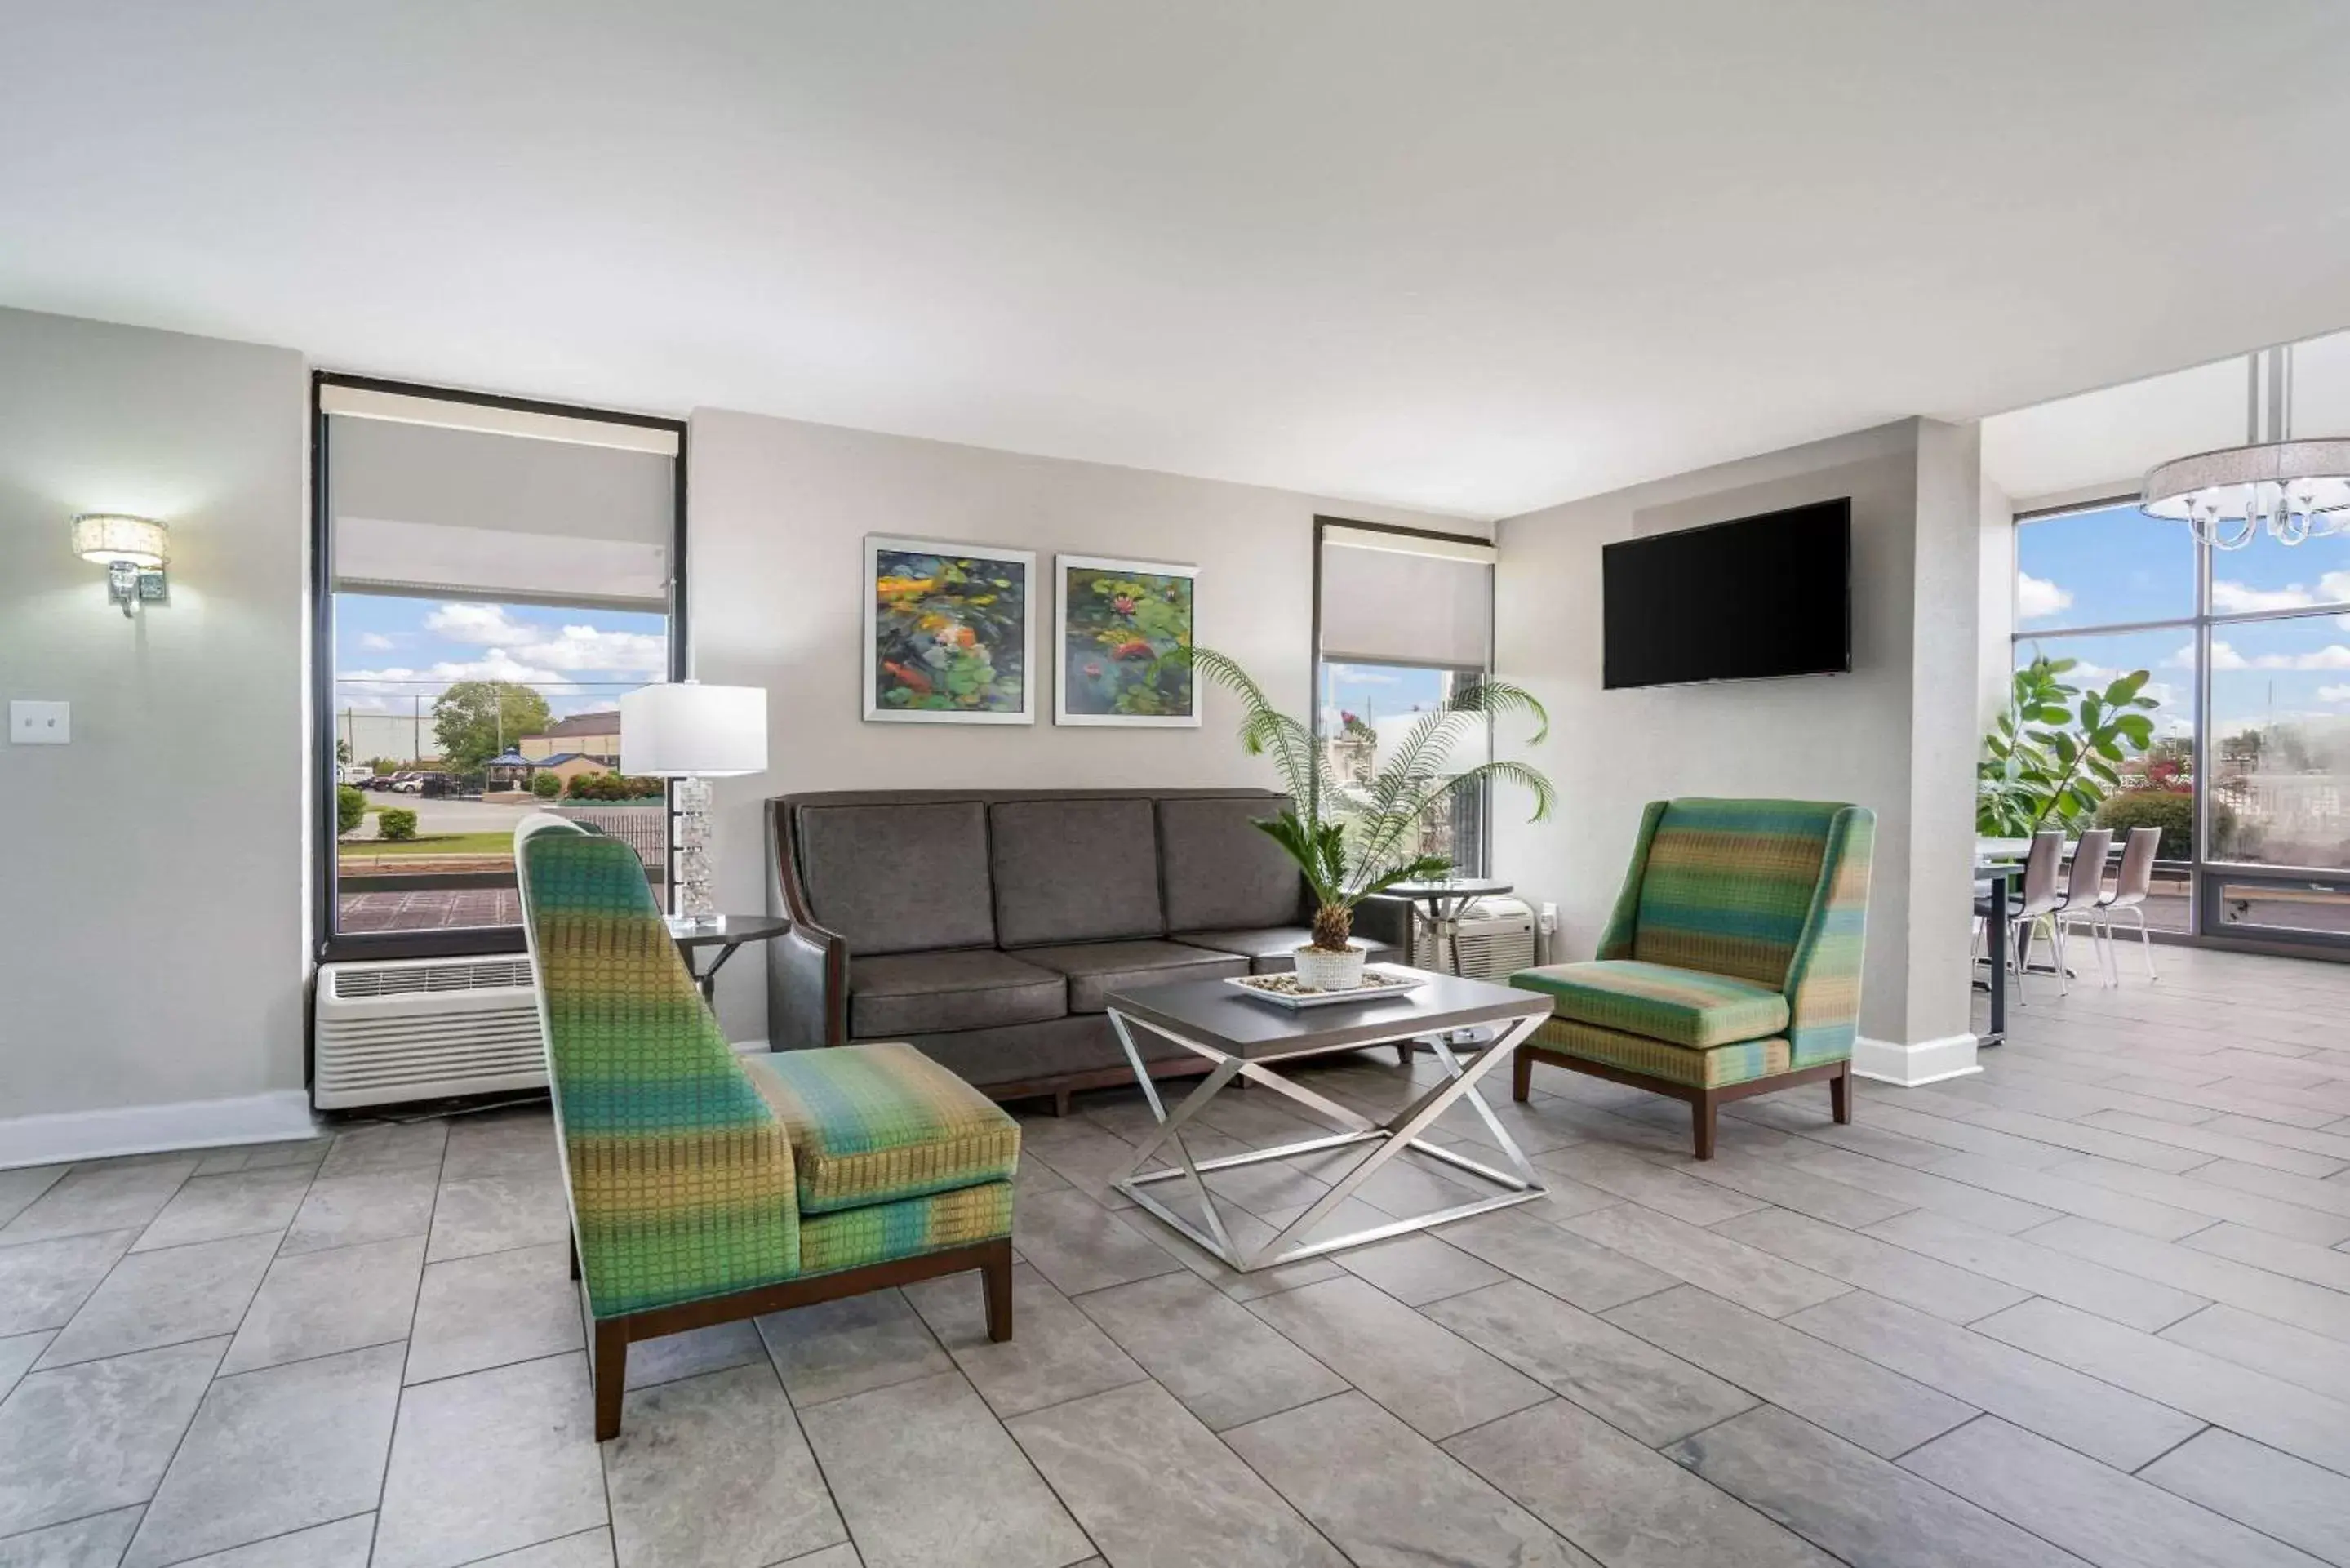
(1055, 553, 1199, 727)
(864, 535, 1037, 723)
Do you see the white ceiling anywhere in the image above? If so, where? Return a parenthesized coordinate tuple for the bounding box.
(7, 2, 2350, 518)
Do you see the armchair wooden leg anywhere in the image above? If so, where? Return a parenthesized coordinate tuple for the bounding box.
(1051, 1090, 1073, 1117)
(1692, 1094, 1717, 1161)
(1397, 1042, 1415, 1067)
(567, 1232, 580, 1281)
(982, 1239, 1015, 1344)
(1831, 1064, 1851, 1125)
(1512, 1046, 1533, 1104)
(592, 1319, 628, 1442)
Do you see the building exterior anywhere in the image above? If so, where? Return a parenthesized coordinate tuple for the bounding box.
(517, 710, 622, 763)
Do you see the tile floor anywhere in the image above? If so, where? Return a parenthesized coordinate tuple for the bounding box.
(3, 944, 2349, 1566)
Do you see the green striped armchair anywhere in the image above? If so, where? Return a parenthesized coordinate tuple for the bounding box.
(515, 817, 1020, 1439)
(1509, 798, 1875, 1159)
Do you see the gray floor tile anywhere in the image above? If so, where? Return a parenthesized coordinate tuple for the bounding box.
(1447, 1396, 1835, 1568)
(1674, 1148, 1916, 1228)
(1535, 1144, 1770, 1224)
(0, 1227, 136, 1335)
(603, 1361, 845, 1568)
(168, 1513, 375, 1566)
(774, 1548, 858, 1568)
(317, 1120, 447, 1179)
(1224, 1391, 1597, 1567)
(902, 1262, 1143, 1419)
(0, 1505, 143, 1568)
(1781, 1145, 2064, 1233)
(1863, 1208, 2209, 1332)
(2080, 1109, 2348, 1176)
(469, 1527, 616, 1566)
(2043, 1154, 2350, 1246)
(797, 1370, 1090, 1568)
(440, 1109, 559, 1181)
(1855, 1103, 2080, 1170)
(756, 1288, 952, 1409)
(1143, 1194, 1355, 1300)
(2197, 1159, 2350, 1218)
(1784, 1290, 2202, 1470)
(1017, 1117, 1150, 1204)
(1668, 1404, 2090, 1568)
(622, 1320, 766, 1390)
(39, 1233, 276, 1368)
(1902, 1415, 2324, 1568)
(405, 1240, 580, 1384)
(373, 1352, 607, 1568)
(0, 1168, 66, 1233)
(278, 1163, 441, 1256)
(0, 1335, 45, 1406)
(2140, 1428, 2350, 1568)
(124, 1343, 402, 1568)
(1245, 1274, 1548, 1440)
(1008, 1380, 1345, 1568)
(1073, 1269, 1346, 1431)
(1330, 1230, 1506, 1305)
(0, 1159, 197, 1244)
(1558, 1202, 1849, 1317)
(130, 1166, 315, 1253)
(425, 1171, 568, 1264)
(236, 1138, 334, 1173)
(2186, 1218, 2350, 1290)
(220, 1233, 425, 1375)
(1442, 1207, 1678, 1311)
(1713, 1206, 2030, 1324)
(2021, 1215, 2350, 1344)
(1920, 1149, 2217, 1238)
(1942, 1105, 2219, 1173)
(1604, 1285, 1975, 1458)
(1975, 1296, 2350, 1476)
(2159, 1302, 2350, 1405)
(1424, 1278, 1757, 1446)
(0, 1336, 224, 1537)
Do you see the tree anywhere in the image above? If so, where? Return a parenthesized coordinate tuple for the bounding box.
(432, 682, 551, 775)
(1976, 655, 2158, 837)
(335, 738, 352, 764)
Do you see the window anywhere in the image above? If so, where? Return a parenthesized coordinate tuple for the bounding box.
(1313, 520, 1497, 877)
(315, 379, 685, 959)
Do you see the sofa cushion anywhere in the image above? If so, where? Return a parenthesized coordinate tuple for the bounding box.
(1015, 939, 1249, 1012)
(1175, 927, 1399, 975)
(740, 1042, 1022, 1215)
(1525, 1015, 1792, 1089)
(990, 798, 1165, 946)
(1157, 797, 1304, 932)
(848, 949, 1066, 1037)
(1511, 959, 1788, 1048)
(797, 802, 996, 956)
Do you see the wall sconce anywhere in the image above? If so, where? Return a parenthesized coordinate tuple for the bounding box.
(70, 514, 170, 617)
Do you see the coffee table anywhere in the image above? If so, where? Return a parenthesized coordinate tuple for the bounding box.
(1103, 971, 1555, 1271)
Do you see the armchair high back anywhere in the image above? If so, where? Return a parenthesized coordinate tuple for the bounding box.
(1510, 798, 1875, 1158)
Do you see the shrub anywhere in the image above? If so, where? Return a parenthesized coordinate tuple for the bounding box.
(336, 784, 367, 836)
(530, 771, 562, 800)
(377, 807, 420, 842)
(566, 771, 664, 802)
(2097, 788, 2229, 861)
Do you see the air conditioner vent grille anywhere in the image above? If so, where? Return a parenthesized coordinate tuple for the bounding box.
(334, 959, 535, 999)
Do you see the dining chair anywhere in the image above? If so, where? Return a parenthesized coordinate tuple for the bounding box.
(2095, 825, 2162, 983)
(2007, 830, 2065, 1005)
(2050, 828, 2114, 992)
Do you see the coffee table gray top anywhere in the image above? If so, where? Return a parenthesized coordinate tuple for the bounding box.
(1103, 969, 1553, 1060)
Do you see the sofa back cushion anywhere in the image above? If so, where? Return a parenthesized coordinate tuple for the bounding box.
(991, 798, 1164, 946)
(796, 801, 997, 956)
(1631, 797, 1839, 989)
(1157, 796, 1304, 932)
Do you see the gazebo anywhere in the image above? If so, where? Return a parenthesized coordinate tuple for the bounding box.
(482, 748, 535, 793)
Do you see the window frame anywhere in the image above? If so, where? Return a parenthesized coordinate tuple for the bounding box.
(310, 371, 689, 965)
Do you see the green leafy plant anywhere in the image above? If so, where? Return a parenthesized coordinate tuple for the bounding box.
(1977, 655, 2159, 837)
(565, 771, 664, 802)
(1174, 647, 1555, 951)
(377, 807, 420, 842)
(2098, 787, 2229, 861)
(335, 784, 368, 837)
(530, 771, 562, 800)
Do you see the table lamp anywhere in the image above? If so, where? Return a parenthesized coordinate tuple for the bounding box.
(620, 681, 768, 928)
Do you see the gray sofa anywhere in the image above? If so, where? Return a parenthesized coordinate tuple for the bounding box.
(765, 788, 1407, 1108)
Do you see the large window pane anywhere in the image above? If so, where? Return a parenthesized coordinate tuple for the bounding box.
(1318, 661, 1486, 876)
(2209, 531, 2350, 618)
(2015, 504, 2194, 629)
(2208, 613, 2350, 869)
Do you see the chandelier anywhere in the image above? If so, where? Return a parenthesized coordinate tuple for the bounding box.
(2141, 344, 2350, 549)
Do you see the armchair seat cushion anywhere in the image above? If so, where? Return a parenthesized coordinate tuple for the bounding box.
(1174, 927, 1400, 975)
(1013, 939, 1249, 1012)
(740, 1042, 1022, 1215)
(1526, 1016, 1793, 1089)
(1511, 959, 1789, 1048)
(799, 1179, 1015, 1277)
(848, 949, 1067, 1037)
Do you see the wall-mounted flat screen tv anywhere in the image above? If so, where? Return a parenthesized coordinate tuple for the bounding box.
(1601, 498, 1852, 690)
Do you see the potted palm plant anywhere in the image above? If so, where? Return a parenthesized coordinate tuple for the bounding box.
(1174, 648, 1557, 990)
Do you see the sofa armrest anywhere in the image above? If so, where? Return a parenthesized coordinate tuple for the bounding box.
(1353, 895, 1415, 952)
(769, 921, 848, 1051)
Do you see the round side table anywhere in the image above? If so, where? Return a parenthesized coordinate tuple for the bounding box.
(667, 913, 793, 1002)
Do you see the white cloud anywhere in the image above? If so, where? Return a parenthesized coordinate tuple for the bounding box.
(340, 650, 565, 690)
(2206, 640, 2249, 670)
(2320, 684, 2350, 704)
(516, 624, 667, 673)
(424, 602, 537, 646)
(2196, 638, 2350, 673)
(357, 631, 400, 652)
(2212, 580, 2317, 613)
(2167, 641, 2204, 669)
(2015, 572, 2073, 620)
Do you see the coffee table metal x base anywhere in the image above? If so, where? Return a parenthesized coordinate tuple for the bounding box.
(1106, 1008, 1549, 1272)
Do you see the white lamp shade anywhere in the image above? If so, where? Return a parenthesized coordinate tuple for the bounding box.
(620, 682, 768, 776)
(71, 514, 169, 568)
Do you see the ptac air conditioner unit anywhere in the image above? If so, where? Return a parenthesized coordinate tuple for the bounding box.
(1406, 895, 1539, 980)
(313, 955, 547, 1109)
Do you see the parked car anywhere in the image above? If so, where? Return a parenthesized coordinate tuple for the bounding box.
(390, 775, 424, 794)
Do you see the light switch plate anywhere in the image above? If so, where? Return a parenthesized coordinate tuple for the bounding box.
(10, 700, 69, 744)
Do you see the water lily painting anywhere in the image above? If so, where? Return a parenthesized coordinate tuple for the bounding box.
(864, 535, 1036, 724)
(1055, 553, 1199, 726)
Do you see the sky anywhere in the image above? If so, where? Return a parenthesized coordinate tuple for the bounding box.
(333, 595, 668, 722)
(2015, 504, 2350, 740)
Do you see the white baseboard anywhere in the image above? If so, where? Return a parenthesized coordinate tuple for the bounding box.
(731, 1038, 771, 1055)
(1853, 1032, 1982, 1088)
(0, 1090, 322, 1171)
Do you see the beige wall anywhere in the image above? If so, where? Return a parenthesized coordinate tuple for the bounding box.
(686, 406, 1482, 1042)
(0, 308, 309, 1125)
(1492, 420, 1986, 1071)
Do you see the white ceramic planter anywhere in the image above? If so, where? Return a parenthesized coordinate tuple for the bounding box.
(1291, 943, 1366, 992)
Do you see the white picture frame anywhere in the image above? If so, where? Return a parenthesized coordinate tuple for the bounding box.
(863, 534, 1037, 724)
(1054, 552, 1202, 727)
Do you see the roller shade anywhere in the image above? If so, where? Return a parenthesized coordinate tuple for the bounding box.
(1317, 525, 1495, 668)
(327, 397, 677, 609)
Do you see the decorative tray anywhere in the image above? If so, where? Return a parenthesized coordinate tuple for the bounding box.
(1224, 965, 1428, 1010)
